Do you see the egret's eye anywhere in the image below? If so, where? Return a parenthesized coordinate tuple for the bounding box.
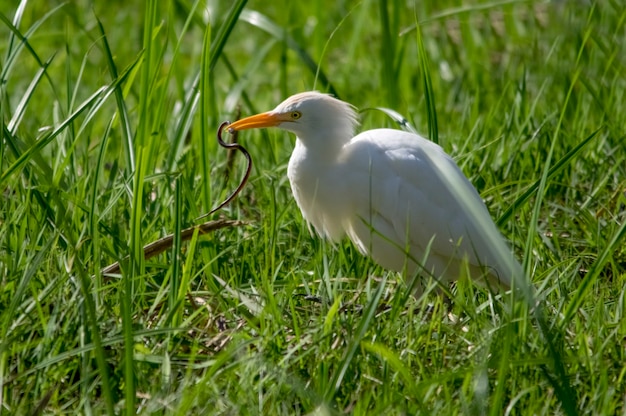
(290, 111, 302, 120)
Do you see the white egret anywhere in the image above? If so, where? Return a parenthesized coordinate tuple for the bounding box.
(228, 92, 522, 293)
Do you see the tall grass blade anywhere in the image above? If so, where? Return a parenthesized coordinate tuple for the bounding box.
(170, 175, 183, 327)
(198, 0, 247, 210)
(0, 233, 55, 349)
(414, 19, 438, 144)
(89, 118, 114, 304)
(158, 0, 203, 171)
(521, 67, 583, 416)
(3, 55, 56, 182)
(0, 3, 65, 83)
(239, 10, 337, 96)
(7, 55, 53, 133)
(1, 86, 107, 184)
(361, 341, 423, 404)
(400, 0, 529, 35)
(364, 106, 419, 134)
(325, 275, 387, 401)
(562, 219, 626, 327)
(379, 0, 398, 106)
(95, 15, 135, 172)
(73, 256, 116, 415)
(210, 1, 248, 73)
(199, 21, 213, 213)
(496, 128, 601, 227)
(124, 0, 161, 412)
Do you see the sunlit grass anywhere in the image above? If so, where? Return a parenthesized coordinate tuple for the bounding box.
(1, 0, 625, 414)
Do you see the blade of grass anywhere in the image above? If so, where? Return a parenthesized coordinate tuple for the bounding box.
(239, 10, 337, 97)
(1, 85, 107, 184)
(171, 0, 248, 74)
(123, 1, 160, 412)
(362, 106, 419, 134)
(210, 1, 248, 72)
(73, 254, 116, 415)
(89, 117, 115, 307)
(379, 0, 398, 106)
(95, 15, 135, 172)
(312, 3, 359, 93)
(414, 16, 439, 144)
(170, 175, 183, 328)
(0, 229, 55, 411)
(176, 226, 201, 322)
(0, 233, 56, 352)
(165, 71, 200, 171)
(489, 314, 515, 416)
(224, 39, 277, 113)
(562, 218, 626, 327)
(4, 54, 56, 183)
(325, 275, 387, 402)
(361, 341, 424, 407)
(157, 0, 203, 171)
(199, 20, 213, 214)
(7, 55, 54, 133)
(0, 3, 65, 87)
(496, 128, 601, 227)
(520, 64, 586, 416)
(1, 45, 139, 188)
(399, 0, 530, 36)
(198, 0, 247, 211)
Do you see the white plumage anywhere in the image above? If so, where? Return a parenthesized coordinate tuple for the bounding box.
(228, 92, 522, 292)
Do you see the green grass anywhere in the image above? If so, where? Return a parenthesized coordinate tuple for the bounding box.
(1, 0, 625, 414)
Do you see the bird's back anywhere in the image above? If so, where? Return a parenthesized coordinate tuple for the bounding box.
(290, 127, 521, 289)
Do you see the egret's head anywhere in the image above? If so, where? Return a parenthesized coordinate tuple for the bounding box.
(228, 92, 359, 144)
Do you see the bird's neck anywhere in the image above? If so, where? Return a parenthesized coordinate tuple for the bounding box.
(294, 126, 352, 160)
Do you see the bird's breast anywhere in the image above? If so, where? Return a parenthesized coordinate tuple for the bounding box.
(287, 143, 349, 241)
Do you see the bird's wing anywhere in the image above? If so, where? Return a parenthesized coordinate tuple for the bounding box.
(340, 129, 520, 286)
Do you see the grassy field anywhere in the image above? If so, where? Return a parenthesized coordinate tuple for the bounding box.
(1, 0, 625, 414)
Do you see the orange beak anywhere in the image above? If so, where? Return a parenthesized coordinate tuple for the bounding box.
(228, 112, 286, 132)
